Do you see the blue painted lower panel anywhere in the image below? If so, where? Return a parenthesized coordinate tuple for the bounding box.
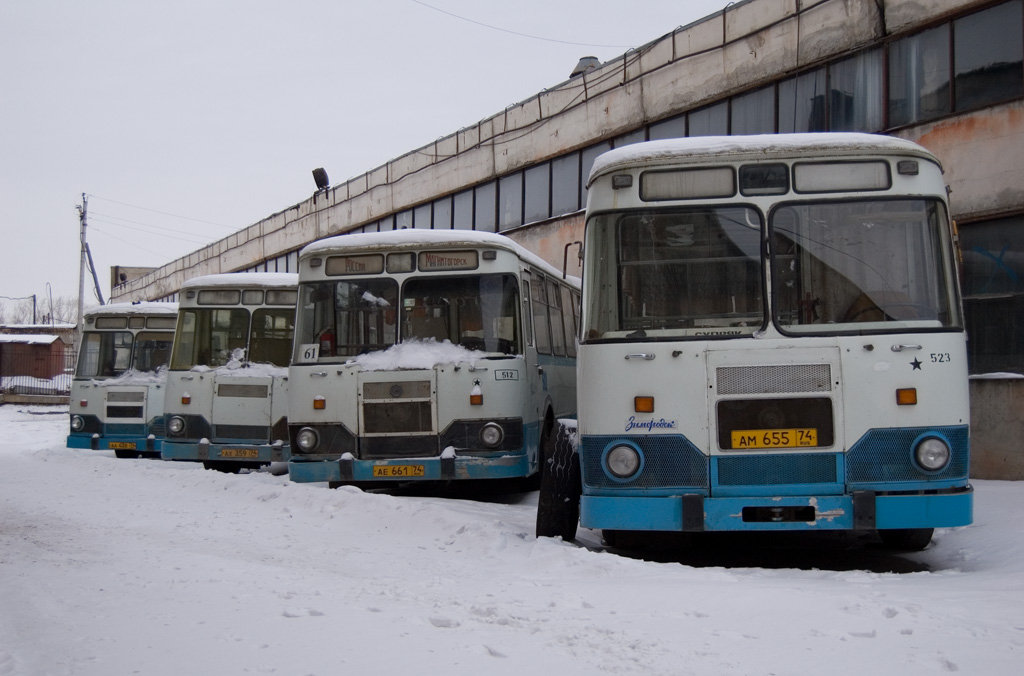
(288, 454, 531, 484)
(581, 488, 973, 532)
(67, 433, 159, 453)
(161, 441, 289, 463)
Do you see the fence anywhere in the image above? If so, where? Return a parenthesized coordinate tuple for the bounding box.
(0, 341, 75, 398)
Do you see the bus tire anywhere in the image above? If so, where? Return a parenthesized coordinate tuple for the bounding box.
(535, 423, 580, 541)
(878, 527, 934, 551)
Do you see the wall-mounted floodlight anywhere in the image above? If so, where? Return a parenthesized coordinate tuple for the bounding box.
(312, 167, 330, 192)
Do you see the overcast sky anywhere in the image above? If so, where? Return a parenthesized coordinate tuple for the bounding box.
(1, 0, 725, 308)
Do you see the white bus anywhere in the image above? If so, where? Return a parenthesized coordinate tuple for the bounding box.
(67, 302, 178, 457)
(162, 273, 298, 472)
(286, 230, 580, 487)
(537, 133, 973, 551)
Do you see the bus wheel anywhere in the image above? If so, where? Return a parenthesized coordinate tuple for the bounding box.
(535, 423, 580, 541)
(878, 528, 934, 551)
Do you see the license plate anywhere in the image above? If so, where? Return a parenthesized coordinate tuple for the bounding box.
(373, 464, 425, 478)
(108, 441, 137, 450)
(221, 448, 259, 459)
(731, 428, 818, 449)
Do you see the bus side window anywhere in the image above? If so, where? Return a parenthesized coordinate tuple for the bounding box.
(547, 279, 566, 356)
(532, 277, 552, 354)
(521, 279, 534, 347)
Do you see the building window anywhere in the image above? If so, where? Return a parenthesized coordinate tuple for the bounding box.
(649, 114, 686, 140)
(829, 48, 883, 132)
(380, 214, 395, 231)
(453, 190, 473, 230)
(954, 0, 1024, 112)
(960, 214, 1024, 374)
(433, 196, 452, 229)
(524, 163, 550, 224)
(475, 181, 497, 232)
(414, 203, 432, 229)
(395, 210, 413, 230)
(888, 25, 951, 128)
(731, 85, 776, 134)
(614, 129, 646, 147)
(551, 153, 580, 216)
(498, 172, 523, 231)
(779, 68, 827, 133)
(688, 100, 729, 136)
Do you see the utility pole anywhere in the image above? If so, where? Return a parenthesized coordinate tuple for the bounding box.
(76, 193, 88, 349)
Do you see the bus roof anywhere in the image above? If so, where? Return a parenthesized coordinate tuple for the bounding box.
(179, 272, 298, 291)
(588, 133, 940, 186)
(83, 301, 179, 318)
(301, 230, 575, 286)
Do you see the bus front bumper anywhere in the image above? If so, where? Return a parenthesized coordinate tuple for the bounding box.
(67, 433, 158, 453)
(580, 487, 974, 532)
(160, 440, 289, 464)
(288, 453, 531, 484)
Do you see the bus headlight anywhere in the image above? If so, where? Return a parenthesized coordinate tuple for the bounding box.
(915, 437, 950, 472)
(606, 444, 641, 479)
(167, 416, 185, 436)
(479, 423, 504, 448)
(296, 427, 320, 452)
(70, 415, 85, 432)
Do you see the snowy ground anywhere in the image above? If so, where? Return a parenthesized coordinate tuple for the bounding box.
(1, 404, 1022, 676)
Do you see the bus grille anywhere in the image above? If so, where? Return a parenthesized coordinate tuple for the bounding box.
(107, 406, 144, 419)
(363, 402, 433, 434)
(213, 424, 269, 441)
(363, 381, 431, 399)
(580, 435, 707, 490)
(717, 364, 832, 395)
(107, 391, 145, 403)
(847, 426, 969, 484)
(217, 384, 269, 398)
(716, 453, 838, 486)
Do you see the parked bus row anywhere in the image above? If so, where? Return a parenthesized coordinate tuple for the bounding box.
(67, 133, 972, 552)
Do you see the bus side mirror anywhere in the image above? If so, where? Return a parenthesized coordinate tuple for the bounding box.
(563, 241, 583, 280)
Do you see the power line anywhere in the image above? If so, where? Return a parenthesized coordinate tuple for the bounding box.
(87, 193, 237, 230)
(410, 0, 633, 49)
(90, 212, 219, 245)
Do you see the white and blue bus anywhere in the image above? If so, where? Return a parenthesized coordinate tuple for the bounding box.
(537, 134, 973, 550)
(67, 302, 178, 457)
(287, 230, 579, 487)
(162, 273, 297, 472)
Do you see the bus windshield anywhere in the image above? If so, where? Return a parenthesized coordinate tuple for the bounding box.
(76, 331, 134, 378)
(170, 308, 250, 369)
(771, 198, 960, 333)
(132, 331, 174, 372)
(584, 206, 763, 340)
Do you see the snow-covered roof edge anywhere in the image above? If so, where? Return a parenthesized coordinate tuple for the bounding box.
(588, 133, 940, 186)
(300, 230, 577, 287)
(83, 302, 179, 318)
(180, 272, 299, 290)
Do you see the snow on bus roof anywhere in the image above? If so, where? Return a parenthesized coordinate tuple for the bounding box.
(180, 272, 298, 290)
(83, 301, 179, 317)
(301, 230, 576, 286)
(589, 133, 938, 184)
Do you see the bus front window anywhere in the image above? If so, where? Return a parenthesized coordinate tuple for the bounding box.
(170, 309, 251, 369)
(296, 280, 399, 360)
(585, 207, 763, 340)
(402, 274, 521, 355)
(76, 331, 133, 378)
(132, 331, 174, 372)
(249, 309, 295, 366)
(771, 199, 961, 333)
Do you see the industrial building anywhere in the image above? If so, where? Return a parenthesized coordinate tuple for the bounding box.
(110, 0, 1024, 477)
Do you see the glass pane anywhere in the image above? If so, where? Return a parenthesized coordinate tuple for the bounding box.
(954, 0, 1024, 111)
(531, 277, 551, 354)
(551, 153, 580, 216)
(414, 203, 432, 230)
(960, 215, 1024, 373)
(453, 190, 473, 230)
(475, 182, 496, 232)
(132, 331, 174, 372)
(433, 196, 453, 230)
(614, 129, 646, 147)
(295, 280, 399, 360)
(402, 274, 520, 355)
(888, 25, 951, 127)
(524, 163, 550, 224)
(828, 49, 883, 131)
(76, 331, 134, 378)
(584, 208, 763, 340)
(688, 101, 729, 136)
(170, 308, 251, 369)
(649, 115, 687, 140)
(731, 86, 776, 134)
(396, 210, 413, 230)
(249, 308, 295, 366)
(560, 285, 578, 357)
(547, 280, 566, 356)
(771, 199, 959, 333)
(778, 68, 827, 133)
(498, 173, 522, 231)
